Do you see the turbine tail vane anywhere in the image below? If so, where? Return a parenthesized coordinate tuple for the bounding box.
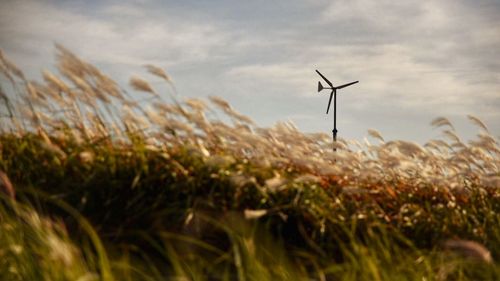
(318, 81, 324, 92)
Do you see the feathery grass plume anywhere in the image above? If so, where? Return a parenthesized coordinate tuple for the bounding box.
(428, 139, 452, 151)
(0, 49, 25, 81)
(230, 110, 255, 125)
(55, 43, 88, 78)
(26, 82, 50, 109)
(386, 141, 425, 158)
(476, 132, 499, 149)
(87, 63, 124, 101)
(208, 95, 254, 124)
(42, 70, 70, 93)
(39, 82, 72, 107)
(56, 44, 124, 102)
(0, 84, 14, 118)
(0, 52, 20, 90)
(95, 74, 123, 100)
(467, 115, 489, 132)
(130, 76, 157, 96)
(368, 129, 384, 142)
(164, 117, 194, 135)
(144, 106, 168, 126)
(244, 209, 268, 220)
(185, 98, 207, 112)
(443, 239, 493, 263)
(443, 130, 461, 144)
(145, 64, 172, 82)
(66, 72, 94, 96)
(431, 117, 455, 130)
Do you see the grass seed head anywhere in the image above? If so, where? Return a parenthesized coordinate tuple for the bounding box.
(130, 76, 157, 96)
(145, 64, 172, 82)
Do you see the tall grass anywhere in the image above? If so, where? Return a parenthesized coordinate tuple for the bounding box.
(0, 45, 499, 280)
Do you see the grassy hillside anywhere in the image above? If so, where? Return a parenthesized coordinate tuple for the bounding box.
(0, 46, 499, 280)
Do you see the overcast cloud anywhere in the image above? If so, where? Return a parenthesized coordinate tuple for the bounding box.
(1, 0, 499, 143)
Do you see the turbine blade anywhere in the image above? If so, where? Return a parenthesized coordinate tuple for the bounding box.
(315, 70, 333, 87)
(326, 92, 333, 114)
(335, 81, 359, 90)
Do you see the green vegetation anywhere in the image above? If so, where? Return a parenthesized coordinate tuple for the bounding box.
(0, 46, 499, 280)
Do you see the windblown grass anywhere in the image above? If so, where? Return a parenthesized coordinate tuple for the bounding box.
(0, 45, 499, 280)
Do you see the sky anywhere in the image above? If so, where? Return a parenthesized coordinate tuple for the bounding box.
(1, 0, 499, 143)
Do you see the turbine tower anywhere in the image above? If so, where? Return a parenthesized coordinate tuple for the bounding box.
(316, 69, 358, 151)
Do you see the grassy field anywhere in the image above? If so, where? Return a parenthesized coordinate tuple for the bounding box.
(0, 46, 499, 280)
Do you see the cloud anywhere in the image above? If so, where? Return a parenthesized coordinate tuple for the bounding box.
(0, 0, 498, 143)
(0, 0, 232, 71)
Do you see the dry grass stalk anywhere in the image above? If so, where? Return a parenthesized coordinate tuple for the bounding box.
(0, 50, 25, 81)
(0, 171, 15, 199)
(443, 239, 493, 263)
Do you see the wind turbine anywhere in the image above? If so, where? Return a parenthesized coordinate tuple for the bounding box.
(316, 69, 358, 151)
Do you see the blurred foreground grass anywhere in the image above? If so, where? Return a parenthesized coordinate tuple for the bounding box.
(0, 46, 499, 280)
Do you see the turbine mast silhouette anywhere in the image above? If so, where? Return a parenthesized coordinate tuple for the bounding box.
(316, 70, 358, 151)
